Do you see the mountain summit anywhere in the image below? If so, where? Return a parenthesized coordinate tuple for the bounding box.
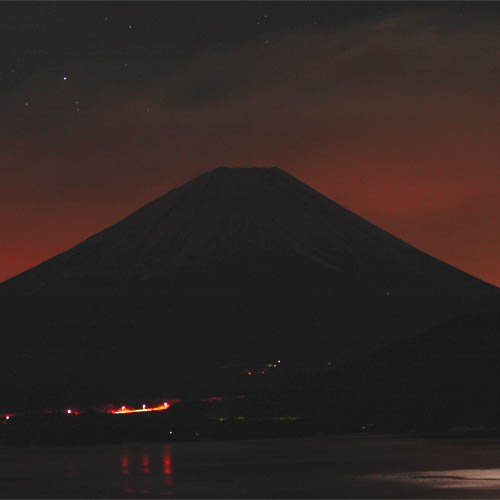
(1, 166, 498, 409)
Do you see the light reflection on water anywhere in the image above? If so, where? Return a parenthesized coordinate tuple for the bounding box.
(118, 444, 173, 496)
(7, 436, 500, 498)
(370, 469, 500, 490)
(163, 447, 173, 488)
(141, 447, 151, 474)
(120, 449, 130, 476)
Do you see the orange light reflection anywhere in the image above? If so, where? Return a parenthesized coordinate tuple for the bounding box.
(142, 449, 151, 474)
(121, 453, 130, 476)
(163, 445, 173, 489)
(163, 454, 172, 476)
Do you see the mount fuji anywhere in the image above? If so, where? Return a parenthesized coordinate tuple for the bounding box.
(1, 167, 498, 410)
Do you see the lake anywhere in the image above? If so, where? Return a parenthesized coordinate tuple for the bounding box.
(2, 434, 500, 498)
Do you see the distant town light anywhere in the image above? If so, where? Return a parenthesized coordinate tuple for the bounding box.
(110, 403, 171, 415)
(5, 416, 10, 420)
(67, 409, 72, 414)
(277, 360, 281, 364)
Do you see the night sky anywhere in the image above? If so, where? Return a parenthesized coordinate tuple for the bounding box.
(2, 1, 499, 286)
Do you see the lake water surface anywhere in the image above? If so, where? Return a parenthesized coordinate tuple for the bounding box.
(3, 435, 500, 498)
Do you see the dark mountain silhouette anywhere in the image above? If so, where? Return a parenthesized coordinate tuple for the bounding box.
(332, 310, 500, 432)
(1, 166, 498, 411)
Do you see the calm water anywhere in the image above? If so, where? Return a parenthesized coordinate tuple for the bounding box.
(3, 435, 500, 498)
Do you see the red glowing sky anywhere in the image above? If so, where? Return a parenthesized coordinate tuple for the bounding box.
(1, 7, 499, 286)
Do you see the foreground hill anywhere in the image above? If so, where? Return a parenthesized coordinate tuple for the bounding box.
(330, 310, 500, 431)
(1, 166, 498, 410)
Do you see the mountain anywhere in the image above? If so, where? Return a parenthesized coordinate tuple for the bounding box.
(1, 166, 498, 410)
